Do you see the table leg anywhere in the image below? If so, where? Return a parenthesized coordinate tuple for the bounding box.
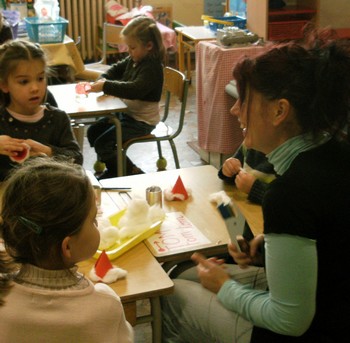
(123, 301, 137, 326)
(150, 297, 162, 343)
(177, 32, 185, 73)
(186, 45, 192, 81)
(110, 116, 124, 177)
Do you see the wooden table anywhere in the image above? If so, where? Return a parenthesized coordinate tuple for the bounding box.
(175, 26, 216, 80)
(78, 244, 173, 343)
(78, 190, 173, 343)
(48, 83, 127, 176)
(99, 165, 263, 264)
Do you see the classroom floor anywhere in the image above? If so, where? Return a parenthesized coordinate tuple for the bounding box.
(81, 71, 207, 342)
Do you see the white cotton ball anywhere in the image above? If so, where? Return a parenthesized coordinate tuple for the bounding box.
(97, 216, 113, 230)
(119, 222, 151, 240)
(149, 205, 166, 222)
(98, 225, 120, 250)
(208, 191, 231, 206)
(118, 198, 151, 232)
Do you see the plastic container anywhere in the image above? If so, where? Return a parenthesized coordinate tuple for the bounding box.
(24, 16, 68, 43)
(205, 15, 246, 32)
(93, 209, 163, 260)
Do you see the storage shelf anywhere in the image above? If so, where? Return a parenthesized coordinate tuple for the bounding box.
(269, 5, 316, 17)
(246, 0, 317, 41)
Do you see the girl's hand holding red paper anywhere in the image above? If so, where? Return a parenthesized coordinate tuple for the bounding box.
(0, 135, 26, 157)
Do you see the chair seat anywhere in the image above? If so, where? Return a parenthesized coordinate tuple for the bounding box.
(123, 123, 174, 148)
(85, 63, 111, 74)
(152, 122, 173, 137)
(75, 63, 110, 81)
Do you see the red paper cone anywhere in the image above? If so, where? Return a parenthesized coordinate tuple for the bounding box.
(172, 176, 188, 200)
(95, 250, 113, 278)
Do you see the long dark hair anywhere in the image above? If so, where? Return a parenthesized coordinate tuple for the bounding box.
(233, 28, 350, 142)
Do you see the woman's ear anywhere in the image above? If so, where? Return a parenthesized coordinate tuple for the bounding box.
(272, 98, 290, 126)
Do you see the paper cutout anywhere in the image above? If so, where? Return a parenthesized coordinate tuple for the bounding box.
(172, 176, 188, 199)
(10, 143, 30, 163)
(164, 176, 190, 201)
(94, 250, 113, 278)
(146, 212, 211, 255)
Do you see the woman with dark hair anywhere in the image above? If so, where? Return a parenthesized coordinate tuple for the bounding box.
(161, 29, 350, 343)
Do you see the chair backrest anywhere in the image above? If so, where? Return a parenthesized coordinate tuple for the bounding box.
(102, 23, 124, 63)
(162, 66, 189, 138)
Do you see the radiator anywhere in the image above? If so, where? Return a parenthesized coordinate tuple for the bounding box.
(59, 0, 136, 61)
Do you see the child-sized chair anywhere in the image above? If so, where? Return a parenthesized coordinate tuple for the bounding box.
(117, 66, 189, 175)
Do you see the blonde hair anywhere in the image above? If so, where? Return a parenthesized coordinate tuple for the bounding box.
(122, 16, 165, 61)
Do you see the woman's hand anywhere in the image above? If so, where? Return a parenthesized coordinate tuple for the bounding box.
(228, 234, 265, 268)
(235, 171, 256, 194)
(25, 139, 51, 157)
(191, 252, 230, 293)
(222, 157, 242, 177)
(0, 135, 25, 157)
(88, 79, 105, 93)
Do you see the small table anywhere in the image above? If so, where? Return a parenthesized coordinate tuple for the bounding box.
(78, 189, 173, 343)
(48, 83, 127, 176)
(100, 165, 263, 263)
(78, 243, 173, 343)
(175, 26, 216, 80)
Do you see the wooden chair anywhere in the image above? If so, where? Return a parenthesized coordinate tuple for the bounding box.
(117, 66, 190, 175)
(78, 22, 125, 80)
(94, 24, 120, 62)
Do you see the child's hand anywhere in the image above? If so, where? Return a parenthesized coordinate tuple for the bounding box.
(0, 135, 25, 156)
(222, 157, 242, 177)
(228, 234, 264, 268)
(25, 139, 52, 157)
(88, 80, 105, 93)
(235, 171, 256, 195)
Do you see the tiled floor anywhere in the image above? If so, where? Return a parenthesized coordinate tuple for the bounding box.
(81, 71, 206, 342)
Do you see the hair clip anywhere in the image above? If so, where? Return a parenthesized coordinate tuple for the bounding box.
(17, 216, 42, 235)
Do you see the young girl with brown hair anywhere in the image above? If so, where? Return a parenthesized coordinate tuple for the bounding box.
(0, 158, 133, 342)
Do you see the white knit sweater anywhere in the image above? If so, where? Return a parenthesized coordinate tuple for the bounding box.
(0, 264, 134, 343)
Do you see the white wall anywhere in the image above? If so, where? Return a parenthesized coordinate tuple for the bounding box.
(318, 0, 350, 28)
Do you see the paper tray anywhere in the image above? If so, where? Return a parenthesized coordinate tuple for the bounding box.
(94, 209, 162, 260)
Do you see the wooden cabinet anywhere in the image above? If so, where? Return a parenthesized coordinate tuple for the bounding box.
(246, 0, 317, 41)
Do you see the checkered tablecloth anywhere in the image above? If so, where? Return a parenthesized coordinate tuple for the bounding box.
(196, 41, 266, 154)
